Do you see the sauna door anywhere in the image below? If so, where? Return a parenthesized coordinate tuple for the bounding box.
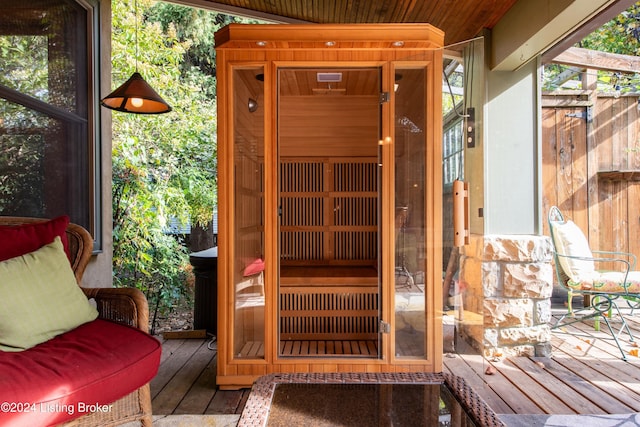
(277, 67, 382, 358)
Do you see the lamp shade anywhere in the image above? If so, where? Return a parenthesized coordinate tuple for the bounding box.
(101, 72, 172, 114)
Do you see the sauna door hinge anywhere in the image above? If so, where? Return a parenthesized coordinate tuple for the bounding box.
(379, 92, 390, 103)
(379, 320, 391, 334)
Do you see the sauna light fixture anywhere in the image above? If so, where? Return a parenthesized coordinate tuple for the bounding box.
(256, 41, 267, 47)
(248, 98, 258, 113)
(325, 41, 336, 47)
(100, 0, 171, 114)
(392, 41, 405, 47)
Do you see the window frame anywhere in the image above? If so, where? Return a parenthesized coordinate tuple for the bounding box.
(442, 110, 464, 188)
(0, 0, 102, 250)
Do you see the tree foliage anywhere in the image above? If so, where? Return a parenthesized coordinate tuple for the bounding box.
(0, 35, 56, 214)
(543, 1, 640, 93)
(111, 0, 235, 331)
(580, 2, 640, 55)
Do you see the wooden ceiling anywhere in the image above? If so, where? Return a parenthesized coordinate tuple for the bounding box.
(177, 0, 635, 70)
(195, 0, 518, 46)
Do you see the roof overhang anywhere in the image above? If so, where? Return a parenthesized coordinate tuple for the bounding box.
(492, 0, 637, 70)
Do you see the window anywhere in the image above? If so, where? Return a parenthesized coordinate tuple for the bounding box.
(0, 0, 100, 246)
(443, 117, 464, 186)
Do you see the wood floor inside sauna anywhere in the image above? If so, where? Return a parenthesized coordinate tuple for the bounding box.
(239, 340, 380, 357)
(238, 336, 424, 357)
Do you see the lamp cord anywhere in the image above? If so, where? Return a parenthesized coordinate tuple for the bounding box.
(134, 0, 139, 72)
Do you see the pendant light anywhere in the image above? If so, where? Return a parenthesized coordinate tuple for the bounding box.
(101, 0, 172, 114)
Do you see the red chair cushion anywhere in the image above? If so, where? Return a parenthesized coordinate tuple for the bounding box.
(0, 216, 70, 262)
(0, 319, 161, 426)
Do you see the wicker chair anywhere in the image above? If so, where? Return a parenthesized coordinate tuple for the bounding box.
(0, 217, 153, 427)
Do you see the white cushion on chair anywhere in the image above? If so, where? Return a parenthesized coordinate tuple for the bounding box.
(584, 270, 640, 293)
(551, 220, 595, 282)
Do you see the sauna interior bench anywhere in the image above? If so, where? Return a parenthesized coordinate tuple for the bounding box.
(279, 265, 378, 286)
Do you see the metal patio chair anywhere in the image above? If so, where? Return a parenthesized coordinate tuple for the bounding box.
(548, 206, 640, 360)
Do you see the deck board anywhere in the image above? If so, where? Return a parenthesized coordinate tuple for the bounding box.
(151, 310, 640, 420)
(174, 356, 217, 414)
(538, 354, 637, 413)
(503, 356, 598, 414)
(446, 351, 546, 415)
(152, 339, 216, 411)
(152, 337, 250, 416)
(441, 354, 518, 415)
(205, 388, 246, 414)
(150, 339, 206, 400)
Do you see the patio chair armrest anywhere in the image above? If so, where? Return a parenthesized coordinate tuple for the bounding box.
(555, 252, 632, 274)
(82, 287, 150, 333)
(592, 250, 637, 270)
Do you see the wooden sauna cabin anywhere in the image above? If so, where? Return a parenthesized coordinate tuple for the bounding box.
(215, 23, 444, 389)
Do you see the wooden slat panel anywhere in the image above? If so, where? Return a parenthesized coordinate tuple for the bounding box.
(279, 285, 379, 340)
(629, 183, 640, 261)
(556, 109, 574, 214)
(541, 108, 558, 238)
(280, 157, 378, 264)
(280, 96, 379, 157)
(614, 179, 627, 255)
(570, 109, 588, 228)
(610, 96, 623, 170)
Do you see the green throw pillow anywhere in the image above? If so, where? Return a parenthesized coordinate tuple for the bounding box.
(0, 237, 98, 351)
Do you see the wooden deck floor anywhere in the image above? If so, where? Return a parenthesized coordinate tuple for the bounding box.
(151, 308, 640, 420)
(443, 308, 640, 416)
(150, 337, 250, 416)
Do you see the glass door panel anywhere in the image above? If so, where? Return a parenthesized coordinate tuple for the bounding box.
(394, 66, 427, 358)
(277, 67, 382, 358)
(233, 67, 265, 359)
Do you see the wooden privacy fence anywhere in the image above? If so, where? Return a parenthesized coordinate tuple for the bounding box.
(542, 90, 640, 266)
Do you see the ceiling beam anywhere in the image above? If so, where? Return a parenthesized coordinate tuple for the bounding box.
(541, 0, 638, 62)
(551, 46, 640, 73)
(490, 0, 623, 71)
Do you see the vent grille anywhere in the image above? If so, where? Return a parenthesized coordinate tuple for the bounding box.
(317, 72, 342, 82)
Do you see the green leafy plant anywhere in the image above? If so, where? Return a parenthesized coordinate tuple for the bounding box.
(110, 0, 228, 332)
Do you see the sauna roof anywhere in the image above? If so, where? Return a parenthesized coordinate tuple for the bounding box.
(215, 23, 444, 50)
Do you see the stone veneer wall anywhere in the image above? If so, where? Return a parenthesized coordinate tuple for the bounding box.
(457, 234, 554, 357)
